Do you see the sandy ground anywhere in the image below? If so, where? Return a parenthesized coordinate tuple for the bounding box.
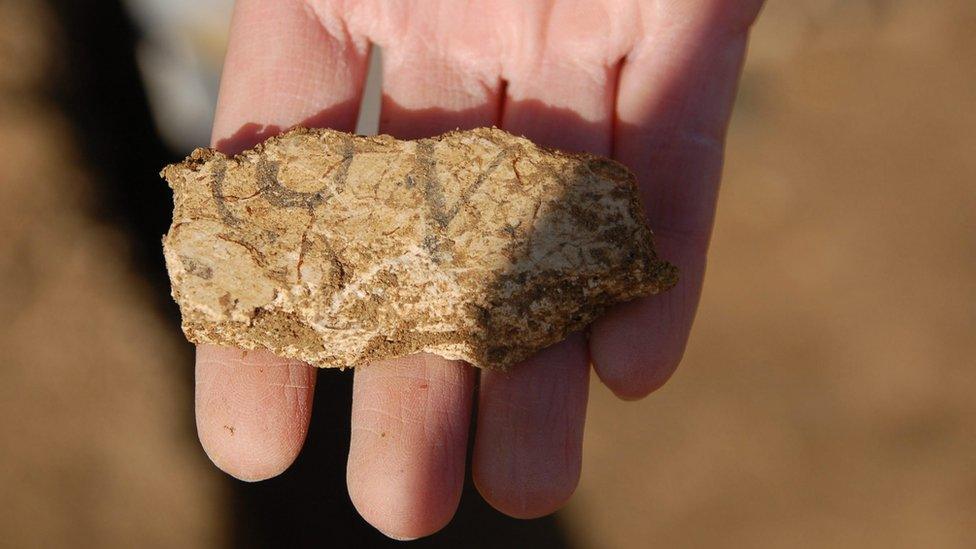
(0, 2, 224, 546)
(562, 1, 976, 547)
(1, 0, 973, 547)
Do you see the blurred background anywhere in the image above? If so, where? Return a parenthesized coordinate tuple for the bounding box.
(1, 0, 974, 547)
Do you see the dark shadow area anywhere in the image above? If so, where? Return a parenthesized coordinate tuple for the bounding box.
(232, 391, 572, 548)
(44, 0, 181, 303)
(213, 99, 361, 155)
(42, 1, 577, 547)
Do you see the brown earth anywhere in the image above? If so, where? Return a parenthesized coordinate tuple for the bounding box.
(561, 1, 976, 547)
(1, 0, 973, 547)
(0, 1, 224, 547)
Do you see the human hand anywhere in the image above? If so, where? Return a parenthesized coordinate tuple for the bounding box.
(194, 0, 763, 539)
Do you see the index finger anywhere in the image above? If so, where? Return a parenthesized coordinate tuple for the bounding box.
(195, 0, 369, 481)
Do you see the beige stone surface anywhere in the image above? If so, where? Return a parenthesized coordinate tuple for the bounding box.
(162, 127, 676, 369)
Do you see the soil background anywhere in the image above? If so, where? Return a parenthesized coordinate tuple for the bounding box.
(1, 1, 973, 547)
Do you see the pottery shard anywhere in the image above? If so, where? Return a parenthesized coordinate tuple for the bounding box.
(161, 127, 678, 370)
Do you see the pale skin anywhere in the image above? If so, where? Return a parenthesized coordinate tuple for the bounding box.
(195, 0, 765, 540)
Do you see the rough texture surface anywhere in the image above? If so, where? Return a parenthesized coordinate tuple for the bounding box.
(162, 127, 677, 369)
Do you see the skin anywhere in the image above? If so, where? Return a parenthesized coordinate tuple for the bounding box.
(196, 0, 765, 540)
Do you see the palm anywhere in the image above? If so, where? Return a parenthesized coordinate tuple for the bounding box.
(196, 0, 763, 539)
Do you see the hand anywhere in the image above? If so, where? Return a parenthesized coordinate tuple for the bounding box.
(194, 0, 763, 539)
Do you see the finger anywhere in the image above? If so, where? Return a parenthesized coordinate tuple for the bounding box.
(590, 1, 764, 400)
(211, 0, 369, 150)
(195, 346, 316, 481)
(369, 6, 504, 137)
(472, 7, 623, 516)
(195, 0, 369, 480)
(474, 337, 591, 518)
(345, 23, 503, 538)
(347, 355, 474, 541)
